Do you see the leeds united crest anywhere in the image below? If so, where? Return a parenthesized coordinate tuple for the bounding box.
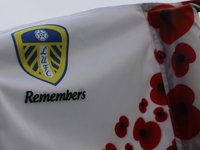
(12, 25, 69, 85)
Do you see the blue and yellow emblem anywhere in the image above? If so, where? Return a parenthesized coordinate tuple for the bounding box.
(12, 25, 69, 85)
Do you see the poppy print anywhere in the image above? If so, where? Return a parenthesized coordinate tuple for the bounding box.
(139, 98, 148, 113)
(148, 4, 194, 44)
(133, 117, 162, 149)
(154, 50, 166, 64)
(150, 73, 168, 105)
(154, 107, 168, 122)
(167, 84, 200, 140)
(125, 143, 134, 150)
(115, 116, 129, 138)
(167, 139, 177, 150)
(104, 143, 117, 150)
(172, 43, 196, 77)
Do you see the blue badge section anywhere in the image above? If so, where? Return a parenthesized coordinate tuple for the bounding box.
(21, 29, 62, 43)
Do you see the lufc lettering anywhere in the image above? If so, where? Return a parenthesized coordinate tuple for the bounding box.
(25, 90, 86, 103)
(40, 46, 53, 77)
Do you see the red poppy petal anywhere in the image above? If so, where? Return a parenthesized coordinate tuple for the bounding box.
(161, 5, 194, 44)
(168, 84, 195, 106)
(154, 107, 163, 114)
(133, 117, 145, 141)
(148, 4, 194, 44)
(168, 85, 200, 140)
(150, 73, 167, 105)
(148, 4, 175, 28)
(150, 73, 163, 88)
(115, 116, 129, 138)
(139, 98, 148, 113)
(154, 50, 166, 64)
(115, 123, 127, 138)
(105, 143, 117, 150)
(139, 103, 146, 113)
(150, 88, 168, 105)
(125, 143, 134, 150)
(176, 43, 196, 63)
(133, 118, 162, 149)
(172, 139, 176, 146)
(172, 43, 196, 77)
(172, 56, 189, 77)
(139, 121, 162, 149)
(167, 141, 177, 150)
(142, 98, 148, 105)
(119, 116, 129, 127)
(171, 106, 200, 139)
(154, 107, 168, 122)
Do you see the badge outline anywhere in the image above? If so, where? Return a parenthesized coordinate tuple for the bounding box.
(11, 24, 69, 86)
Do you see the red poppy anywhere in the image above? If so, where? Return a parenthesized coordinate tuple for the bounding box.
(172, 43, 196, 77)
(115, 116, 129, 138)
(167, 139, 177, 150)
(104, 143, 117, 150)
(154, 50, 166, 64)
(150, 73, 168, 105)
(167, 84, 200, 140)
(148, 4, 194, 44)
(133, 117, 162, 149)
(154, 107, 168, 122)
(139, 98, 148, 113)
(125, 143, 134, 150)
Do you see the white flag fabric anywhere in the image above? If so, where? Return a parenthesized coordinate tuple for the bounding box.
(0, 1, 200, 150)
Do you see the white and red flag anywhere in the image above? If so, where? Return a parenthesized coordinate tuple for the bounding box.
(0, 1, 200, 150)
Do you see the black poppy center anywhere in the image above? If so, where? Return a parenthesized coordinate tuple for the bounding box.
(157, 112, 163, 116)
(177, 54, 186, 63)
(158, 54, 163, 59)
(160, 9, 171, 20)
(120, 122, 125, 129)
(179, 102, 188, 115)
(157, 83, 165, 91)
(127, 146, 132, 150)
(140, 128, 146, 137)
(141, 102, 145, 107)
